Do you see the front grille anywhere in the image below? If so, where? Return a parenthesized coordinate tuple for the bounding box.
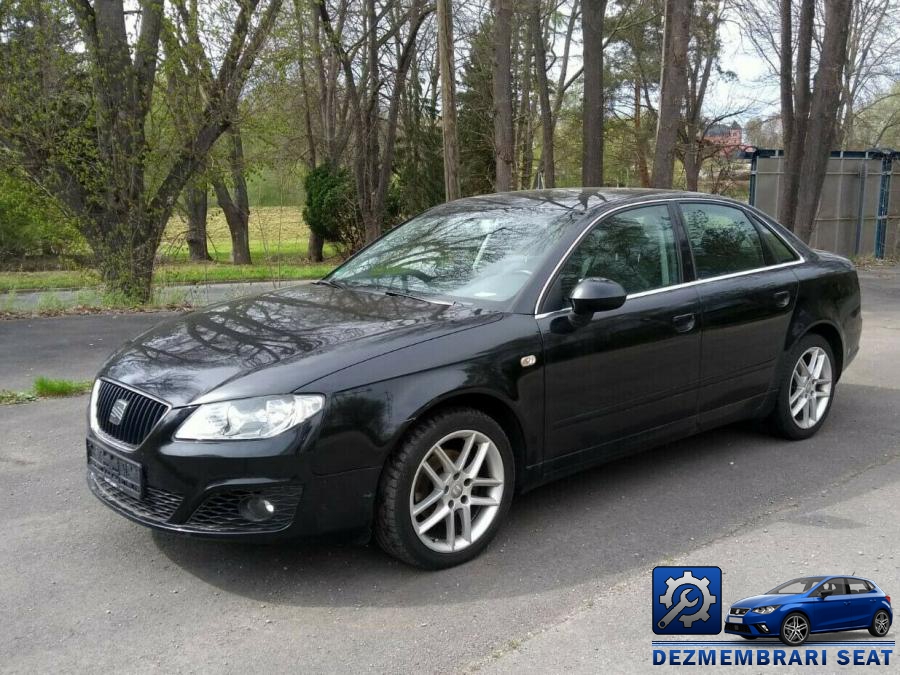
(88, 470, 183, 523)
(95, 380, 169, 447)
(725, 623, 751, 633)
(187, 486, 303, 533)
(730, 608, 750, 616)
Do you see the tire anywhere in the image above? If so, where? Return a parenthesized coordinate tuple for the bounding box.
(375, 407, 515, 569)
(869, 609, 891, 637)
(779, 612, 810, 646)
(768, 333, 836, 440)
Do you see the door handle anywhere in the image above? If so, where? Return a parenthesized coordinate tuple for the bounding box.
(672, 313, 696, 333)
(773, 290, 791, 308)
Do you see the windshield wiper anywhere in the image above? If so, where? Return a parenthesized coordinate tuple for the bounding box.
(383, 290, 454, 306)
(314, 279, 347, 289)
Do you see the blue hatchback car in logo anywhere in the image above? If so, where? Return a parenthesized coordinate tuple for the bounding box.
(725, 575, 893, 645)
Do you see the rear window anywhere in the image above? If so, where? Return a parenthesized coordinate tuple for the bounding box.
(754, 218, 798, 264)
(681, 203, 766, 279)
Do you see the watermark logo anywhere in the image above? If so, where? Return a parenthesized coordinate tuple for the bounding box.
(652, 567, 722, 635)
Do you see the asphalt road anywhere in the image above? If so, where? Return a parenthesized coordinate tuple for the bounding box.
(0, 269, 898, 673)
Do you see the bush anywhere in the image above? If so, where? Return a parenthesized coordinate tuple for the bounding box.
(0, 169, 83, 261)
(302, 165, 363, 255)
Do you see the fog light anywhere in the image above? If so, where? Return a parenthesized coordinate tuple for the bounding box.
(758, 624, 770, 633)
(239, 496, 276, 522)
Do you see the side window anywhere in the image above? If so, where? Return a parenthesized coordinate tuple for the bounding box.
(681, 203, 766, 278)
(548, 205, 680, 310)
(754, 218, 798, 264)
(847, 579, 873, 594)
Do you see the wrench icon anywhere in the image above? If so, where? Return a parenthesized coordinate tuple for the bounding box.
(657, 588, 698, 629)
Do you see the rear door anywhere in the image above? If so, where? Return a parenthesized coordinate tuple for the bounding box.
(537, 203, 701, 475)
(845, 578, 879, 628)
(677, 201, 801, 428)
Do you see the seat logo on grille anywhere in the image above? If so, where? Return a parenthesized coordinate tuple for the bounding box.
(109, 399, 129, 426)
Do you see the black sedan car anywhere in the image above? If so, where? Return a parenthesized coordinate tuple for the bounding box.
(86, 189, 861, 568)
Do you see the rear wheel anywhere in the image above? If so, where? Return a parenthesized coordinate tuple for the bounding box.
(769, 334, 836, 439)
(869, 609, 891, 637)
(375, 408, 514, 569)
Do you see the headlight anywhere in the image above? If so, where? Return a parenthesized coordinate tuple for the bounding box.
(175, 395, 324, 440)
(753, 605, 780, 615)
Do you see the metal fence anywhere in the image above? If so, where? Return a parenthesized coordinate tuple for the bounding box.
(745, 149, 899, 258)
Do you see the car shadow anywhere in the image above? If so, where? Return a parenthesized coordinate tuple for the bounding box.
(153, 382, 900, 608)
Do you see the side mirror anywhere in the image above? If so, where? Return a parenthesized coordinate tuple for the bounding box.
(570, 277, 627, 316)
(819, 590, 833, 598)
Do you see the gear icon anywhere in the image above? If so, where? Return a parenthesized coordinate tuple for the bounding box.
(659, 570, 717, 628)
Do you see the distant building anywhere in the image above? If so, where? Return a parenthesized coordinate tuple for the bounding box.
(703, 121, 743, 157)
(705, 121, 743, 152)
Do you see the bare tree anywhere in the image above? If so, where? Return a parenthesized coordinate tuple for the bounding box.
(652, 0, 693, 188)
(679, 0, 725, 191)
(582, 0, 606, 186)
(492, 0, 515, 191)
(837, 0, 900, 146)
(211, 128, 252, 264)
(318, 0, 432, 242)
(437, 0, 461, 200)
(531, 0, 554, 187)
(792, 0, 854, 242)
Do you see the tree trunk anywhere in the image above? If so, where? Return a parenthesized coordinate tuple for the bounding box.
(634, 79, 651, 187)
(793, 0, 853, 243)
(778, 0, 814, 231)
(307, 230, 325, 262)
(90, 213, 164, 304)
(517, 18, 534, 190)
(532, 0, 554, 188)
(651, 0, 693, 188)
(683, 135, 701, 191)
(582, 0, 606, 187)
(492, 0, 515, 192)
(184, 179, 211, 261)
(436, 0, 461, 201)
(212, 127, 252, 264)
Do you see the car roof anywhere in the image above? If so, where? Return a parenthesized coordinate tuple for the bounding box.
(430, 188, 722, 217)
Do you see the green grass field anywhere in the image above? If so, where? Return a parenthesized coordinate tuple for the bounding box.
(0, 207, 339, 292)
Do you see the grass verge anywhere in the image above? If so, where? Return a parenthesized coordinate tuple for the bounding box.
(0, 207, 339, 292)
(0, 377, 92, 405)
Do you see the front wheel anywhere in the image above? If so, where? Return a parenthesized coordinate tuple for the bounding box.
(375, 408, 514, 569)
(779, 613, 810, 646)
(869, 609, 891, 637)
(769, 334, 836, 439)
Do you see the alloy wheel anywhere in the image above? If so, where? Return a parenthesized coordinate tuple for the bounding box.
(874, 610, 890, 636)
(789, 346, 832, 429)
(408, 430, 504, 553)
(782, 614, 809, 645)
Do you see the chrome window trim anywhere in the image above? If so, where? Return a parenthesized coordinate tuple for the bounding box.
(533, 197, 806, 318)
(90, 377, 172, 452)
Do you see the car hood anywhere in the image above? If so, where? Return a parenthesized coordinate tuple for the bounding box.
(99, 284, 501, 407)
(732, 594, 796, 609)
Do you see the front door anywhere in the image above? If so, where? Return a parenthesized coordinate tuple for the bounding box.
(538, 203, 701, 475)
(677, 201, 800, 427)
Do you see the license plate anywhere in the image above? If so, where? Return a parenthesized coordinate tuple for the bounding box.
(87, 441, 143, 499)
(728, 616, 743, 624)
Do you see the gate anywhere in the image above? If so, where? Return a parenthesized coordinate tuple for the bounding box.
(745, 149, 899, 258)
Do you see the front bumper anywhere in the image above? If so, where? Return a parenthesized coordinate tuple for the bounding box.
(86, 420, 381, 541)
(724, 617, 777, 637)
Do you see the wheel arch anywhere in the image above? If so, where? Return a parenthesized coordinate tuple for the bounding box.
(393, 389, 529, 492)
(802, 321, 845, 381)
(785, 319, 845, 381)
(781, 608, 813, 631)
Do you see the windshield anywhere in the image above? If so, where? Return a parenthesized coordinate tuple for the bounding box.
(329, 206, 581, 308)
(767, 577, 826, 594)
